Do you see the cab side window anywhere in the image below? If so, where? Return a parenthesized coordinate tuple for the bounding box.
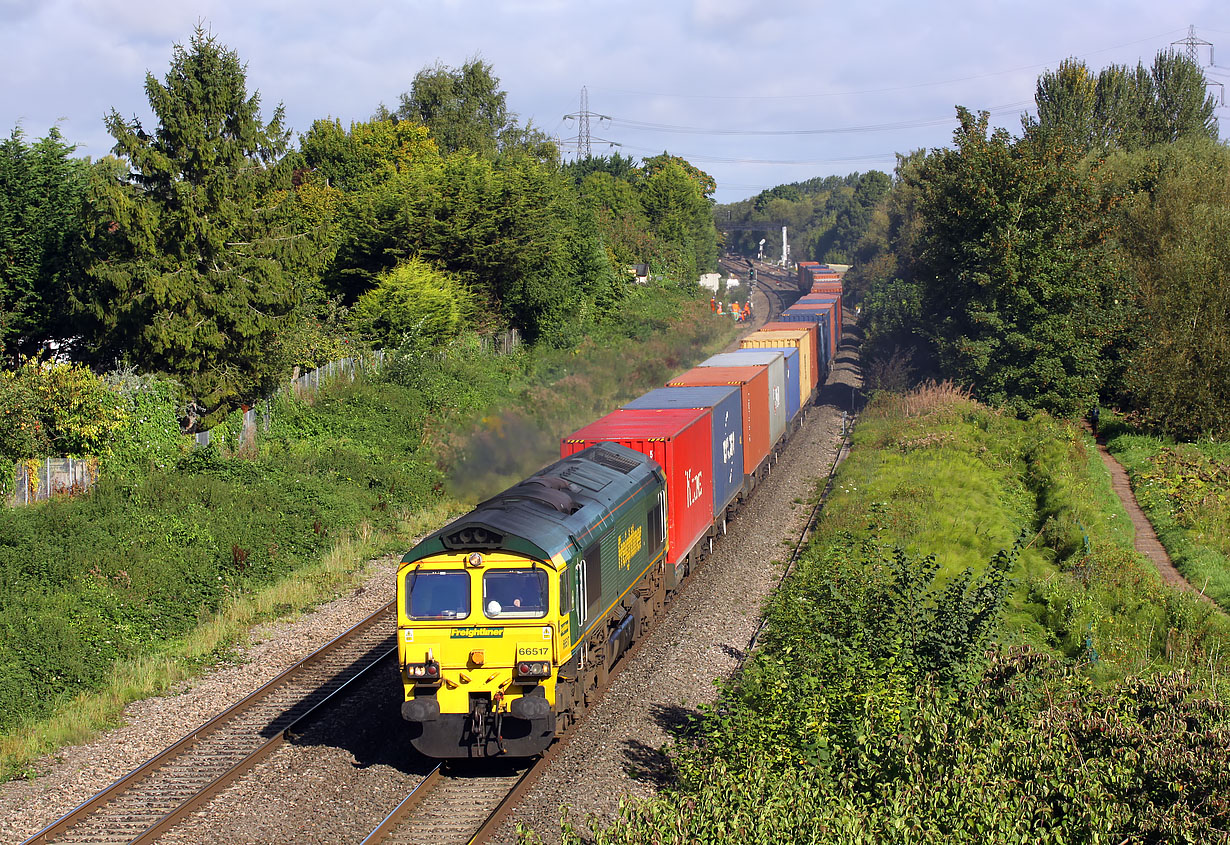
(581, 539, 604, 620)
(647, 491, 665, 557)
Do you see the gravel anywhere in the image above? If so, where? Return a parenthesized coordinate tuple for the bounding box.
(1, 296, 861, 845)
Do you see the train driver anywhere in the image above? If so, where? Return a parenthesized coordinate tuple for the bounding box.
(484, 568, 548, 617)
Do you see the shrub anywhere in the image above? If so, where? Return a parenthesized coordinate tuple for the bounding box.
(0, 358, 126, 461)
(350, 257, 475, 347)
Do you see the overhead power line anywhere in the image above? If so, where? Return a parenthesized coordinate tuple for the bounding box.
(604, 101, 1032, 137)
(590, 29, 1187, 102)
(609, 140, 898, 167)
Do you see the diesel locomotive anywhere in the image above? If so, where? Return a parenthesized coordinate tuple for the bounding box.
(398, 273, 843, 759)
(397, 442, 670, 758)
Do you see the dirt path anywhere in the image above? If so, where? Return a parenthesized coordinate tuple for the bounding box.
(1094, 439, 1216, 606)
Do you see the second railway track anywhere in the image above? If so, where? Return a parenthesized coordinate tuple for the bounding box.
(23, 604, 398, 845)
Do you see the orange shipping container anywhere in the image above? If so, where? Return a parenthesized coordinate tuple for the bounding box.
(667, 366, 771, 476)
(739, 328, 816, 398)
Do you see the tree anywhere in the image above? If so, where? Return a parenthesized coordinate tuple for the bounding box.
(350, 257, 473, 348)
(1031, 51, 1218, 152)
(814, 170, 892, 263)
(565, 153, 640, 185)
(642, 152, 717, 198)
(0, 127, 89, 356)
(1033, 58, 1099, 149)
(641, 159, 718, 282)
(913, 109, 1124, 416)
(1149, 51, 1219, 144)
(79, 27, 310, 427)
(1110, 139, 1230, 438)
(394, 59, 512, 158)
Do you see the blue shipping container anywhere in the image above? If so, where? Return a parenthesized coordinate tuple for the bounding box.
(623, 385, 744, 516)
(779, 308, 832, 369)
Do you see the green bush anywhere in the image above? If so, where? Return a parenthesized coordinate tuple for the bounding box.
(350, 257, 474, 347)
(0, 358, 125, 461)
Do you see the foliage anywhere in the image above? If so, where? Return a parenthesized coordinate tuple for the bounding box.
(100, 369, 188, 479)
(570, 153, 719, 286)
(715, 171, 889, 265)
(386, 58, 555, 161)
(350, 258, 474, 348)
(297, 117, 438, 192)
(641, 153, 717, 198)
(328, 146, 623, 345)
(0, 358, 126, 461)
(1032, 52, 1219, 152)
(910, 109, 1125, 417)
(561, 651, 1230, 845)
(1103, 138, 1230, 439)
(810, 169, 892, 263)
(0, 127, 90, 357)
(77, 27, 318, 428)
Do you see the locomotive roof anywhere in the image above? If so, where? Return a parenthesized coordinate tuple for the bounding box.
(403, 442, 663, 566)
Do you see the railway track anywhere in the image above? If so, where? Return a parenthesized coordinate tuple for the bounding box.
(22, 604, 398, 845)
(362, 761, 534, 845)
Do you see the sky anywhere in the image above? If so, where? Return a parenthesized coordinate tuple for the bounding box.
(2, 0, 1229, 203)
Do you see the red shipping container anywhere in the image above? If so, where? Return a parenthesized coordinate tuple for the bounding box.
(667, 366, 771, 477)
(761, 321, 820, 390)
(562, 408, 713, 570)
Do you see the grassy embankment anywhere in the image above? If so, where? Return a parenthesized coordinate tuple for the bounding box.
(552, 383, 1230, 844)
(1101, 418, 1230, 610)
(0, 286, 739, 781)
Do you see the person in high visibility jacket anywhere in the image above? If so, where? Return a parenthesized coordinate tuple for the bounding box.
(710, 297, 716, 312)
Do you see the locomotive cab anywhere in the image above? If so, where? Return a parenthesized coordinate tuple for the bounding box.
(398, 551, 565, 758)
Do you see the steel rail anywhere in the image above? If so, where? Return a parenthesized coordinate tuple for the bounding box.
(359, 765, 443, 845)
(23, 602, 398, 845)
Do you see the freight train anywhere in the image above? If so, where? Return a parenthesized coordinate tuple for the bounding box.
(396, 276, 843, 758)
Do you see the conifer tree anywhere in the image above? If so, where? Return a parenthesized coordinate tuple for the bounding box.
(81, 26, 307, 427)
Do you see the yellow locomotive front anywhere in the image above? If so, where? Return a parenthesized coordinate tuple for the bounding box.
(398, 550, 568, 757)
(397, 443, 668, 758)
